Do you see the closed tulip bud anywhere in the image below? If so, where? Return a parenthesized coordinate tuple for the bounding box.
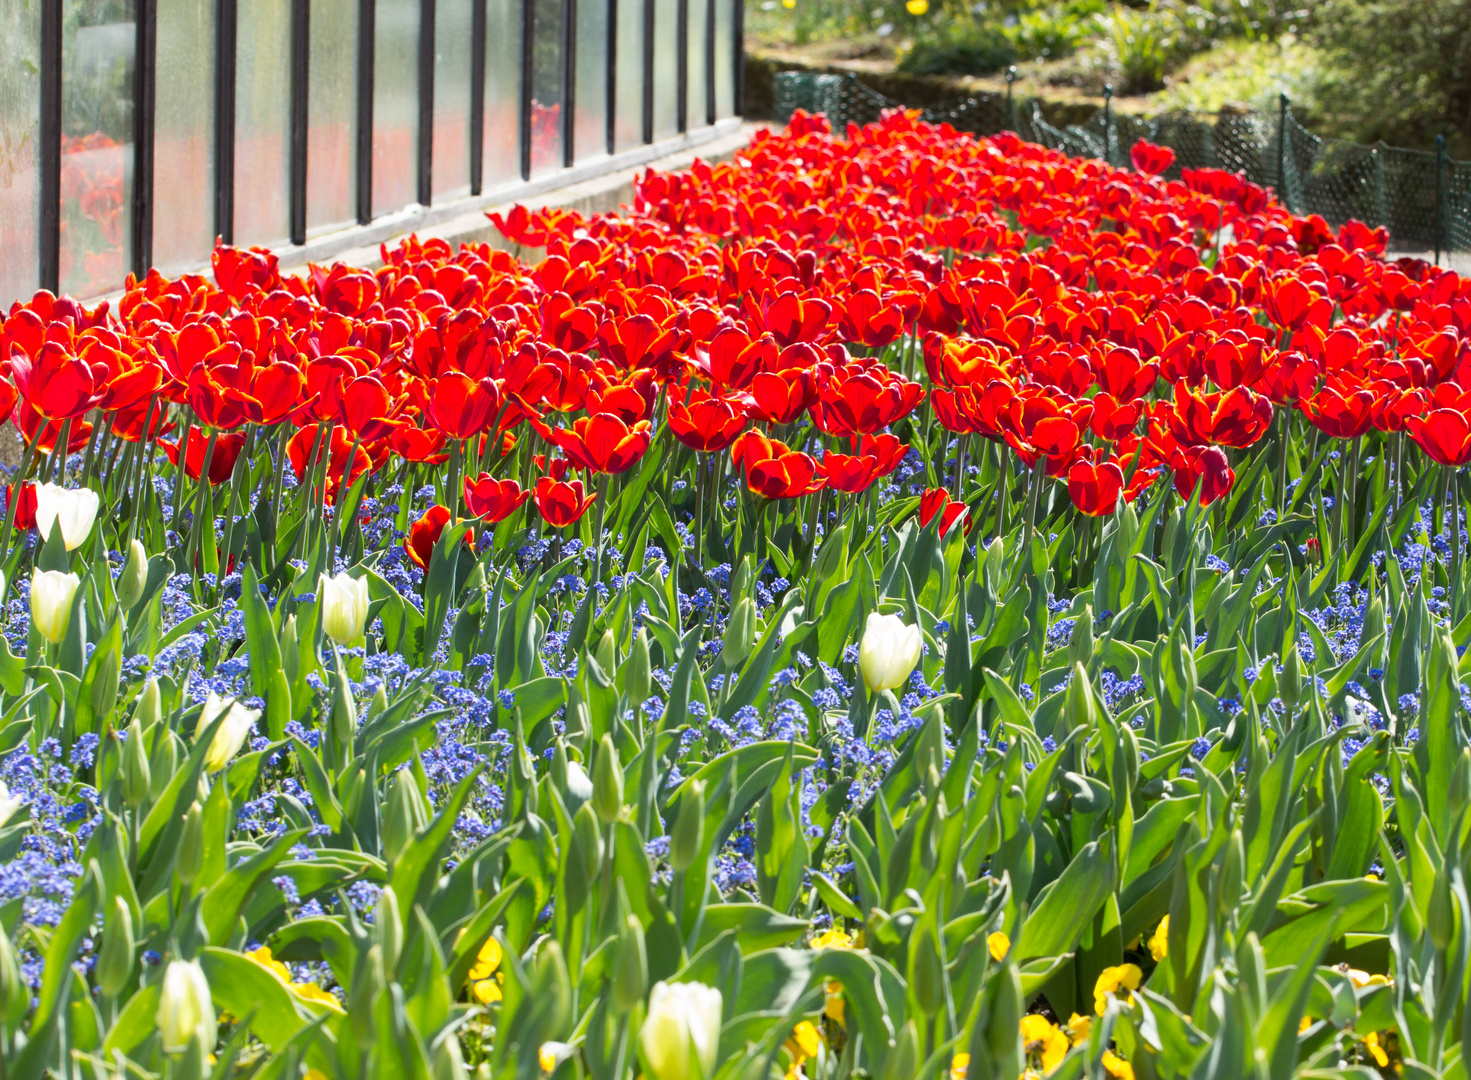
(33, 482, 99, 551)
(909, 919, 945, 1018)
(319, 571, 371, 646)
(156, 958, 214, 1052)
(1218, 830, 1245, 915)
(574, 801, 604, 876)
(639, 980, 723, 1080)
(97, 896, 135, 998)
(721, 597, 756, 669)
(1429, 863, 1455, 951)
(148, 729, 178, 800)
(858, 611, 922, 693)
(1280, 644, 1303, 713)
(121, 718, 151, 808)
(370, 683, 389, 721)
(91, 647, 119, 719)
(626, 629, 651, 704)
(592, 734, 624, 823)
(382, 769, 430, 865)
(613, 914, 648, 1014)
(281, 615, 299, 684)
(374, 886, 404, 971)
(176, 801, 205, 885)
(117, 538, 148, 611)
(669, 781, 705, 872)
(595, 629, 617, 675)
(30, 569, 80, 644)
(137, 677, 162, 728)
(1069, 605, 1094, 667)
(196, 692, 261, 773)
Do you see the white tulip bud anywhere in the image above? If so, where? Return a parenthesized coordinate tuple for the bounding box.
(30, 569, 80, 644)
(33, 482, 99, 551)
(857, 611, 923, 693)
(319, 571, 371, 646)
(156, 958, 215, 1052)
(639, 980, 723, 1080)
(196, 692, 262, 773)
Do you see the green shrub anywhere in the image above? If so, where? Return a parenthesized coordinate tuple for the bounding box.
(897, 20, 1019, 74)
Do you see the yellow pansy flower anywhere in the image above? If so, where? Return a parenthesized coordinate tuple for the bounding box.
(812, 925, 856, 949)
(468, 933, 505, 1003)
(293, 982, 346, 1013)
(1298, 1015, 1312, 1033)
(246, 946, 292, 983)
(1363, 1031, 1388, 1068)
(1341, 965, 1391, 989)
(906, 0, 929, 12)
(1065, 1013, 1092, 1045)
(951, 1052, 970, 1080)
(824, 980, 845, 1026)
(1093, 964, 1143, 1015)
(1148, 916, 1169, 962)
(988, 931, 1010, 961)
(1102, 1049, 1135, 1079)
(1020, 1015, 1068, 1074)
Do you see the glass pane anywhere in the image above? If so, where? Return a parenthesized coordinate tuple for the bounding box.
(152, 0, 214, 274)
(612, 0, 642, 150)
(572, 0, 606, 162)
(713, 0, 732, 119)
(61, 0, 135, 299)
(0, 0, 42, 305)
(686, 0, 707, 128)
(482, 0, 519, 187)
(529, 0, 561, 174)
(373, 0, 419, 215)
(309, 0, 358, 232)
(432, 0, 471, 199)
(650, 0, 676, 139)
(234, 0, 290, 246)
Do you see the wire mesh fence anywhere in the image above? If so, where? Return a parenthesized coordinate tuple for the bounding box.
(771, 70, 1470, 258)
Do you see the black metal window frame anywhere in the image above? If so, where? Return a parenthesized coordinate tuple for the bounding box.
(31, 0, 742, 295)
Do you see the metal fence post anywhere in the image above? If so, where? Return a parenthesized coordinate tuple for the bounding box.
(1436, 134, 1446, 266)
(1276, 92, 1288, 213)
(1005, 65, 1015, 132)
(1102, 84, 1112, 166)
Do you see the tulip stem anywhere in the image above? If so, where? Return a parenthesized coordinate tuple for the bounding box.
(0, 439, 38, 566)
(184, 430, 219, 581)
(1275, 409, 1290, 522)
(1023, 457, 1046, 555)
(47, 417, 72, 483)
(992, 445, 1011, 542)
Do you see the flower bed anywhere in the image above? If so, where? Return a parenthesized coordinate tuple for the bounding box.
(0, 106, 1465, 1078)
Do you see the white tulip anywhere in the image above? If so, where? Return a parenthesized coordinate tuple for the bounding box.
(33, 483, 99, 551)
(0, 780, 23, 824)
(30, 570, 80, 645)
(639, 980, 723, 1080)
(858, 611, 923, 693)
(156, 958, 215, 1052)
(196, 693, 261, 773)
(319, 571, 371, 646)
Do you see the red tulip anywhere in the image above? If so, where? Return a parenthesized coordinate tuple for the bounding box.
(819, 434, 910, 494)
(463, 474, 532, 522)
(706, 327, 777, 390)
(1171, 445, 1235, 506)
(1130, 139, 1175, 176)
(337, 375, 407, 443)
(162, 425, 248, 486)
(733, 432, 826, 499)
(10, 341, 105, 421)
(1301, 383, 1376, 440)
(427, 372, 502, 440)
(6, 483, 37, 531)
(1166, 384, 1273, 449)
(813, 369, 925, 437)
(404, 504, 477, 569)
(534, 476, 596, 527)
(1067, 460, 1124, 516)
(668, 389, 749, 453)
(917, 488, 970, 535)
(1406, 409, 1471, 467)
(836, 289, 906, 349)
(545, 413, 652, 474)
(390, 426, 451, 464)
(749, 369, 817, 426)
(287, 424, 373, 502)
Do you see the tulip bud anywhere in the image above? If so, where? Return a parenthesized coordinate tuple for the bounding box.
(626, 629, 651, 704)
(595, 629, 617, 675)
(319, 571, 371, 646)
(91, 647, 119, 720)
(374, 885, 404, 972)
(1280, 643, 1303, 715)
(176, 801, 205, 885)
(117, 539, 148, 611)
(884, 1020, 921, 1080)
(909, 919, 945, 1018)
(1305, 536, 1321, 566)
(370, 683, 389, 722)
(574, 801, 604, 877)
(137, 677, 163, 729)
(97, 896, 135, 998)
(613, 913, 649, 1014)
(156, 959, 214, 1052)
(721, 597, 756, 670)
(331, 664, 357, 748)
(1429, 862, 1455, 951)
(382, 768, 430, 865)
(33, 482, 99, 551)
(669, 781, 705, 872)
(731, 556, 753, 599)
(149, 728, 179, 800)
(639, 981, 723, 1080)
(281, 614, 299, 684)
(1068, 605, 1094, 668)
(592, 734, 624, 823)
(196, 693, 261, 773)
(858, 611, 922, 693)
(30, 569, 80, 645)
(1217, 830, 1245, 916)
(121, 718, 151, 808)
